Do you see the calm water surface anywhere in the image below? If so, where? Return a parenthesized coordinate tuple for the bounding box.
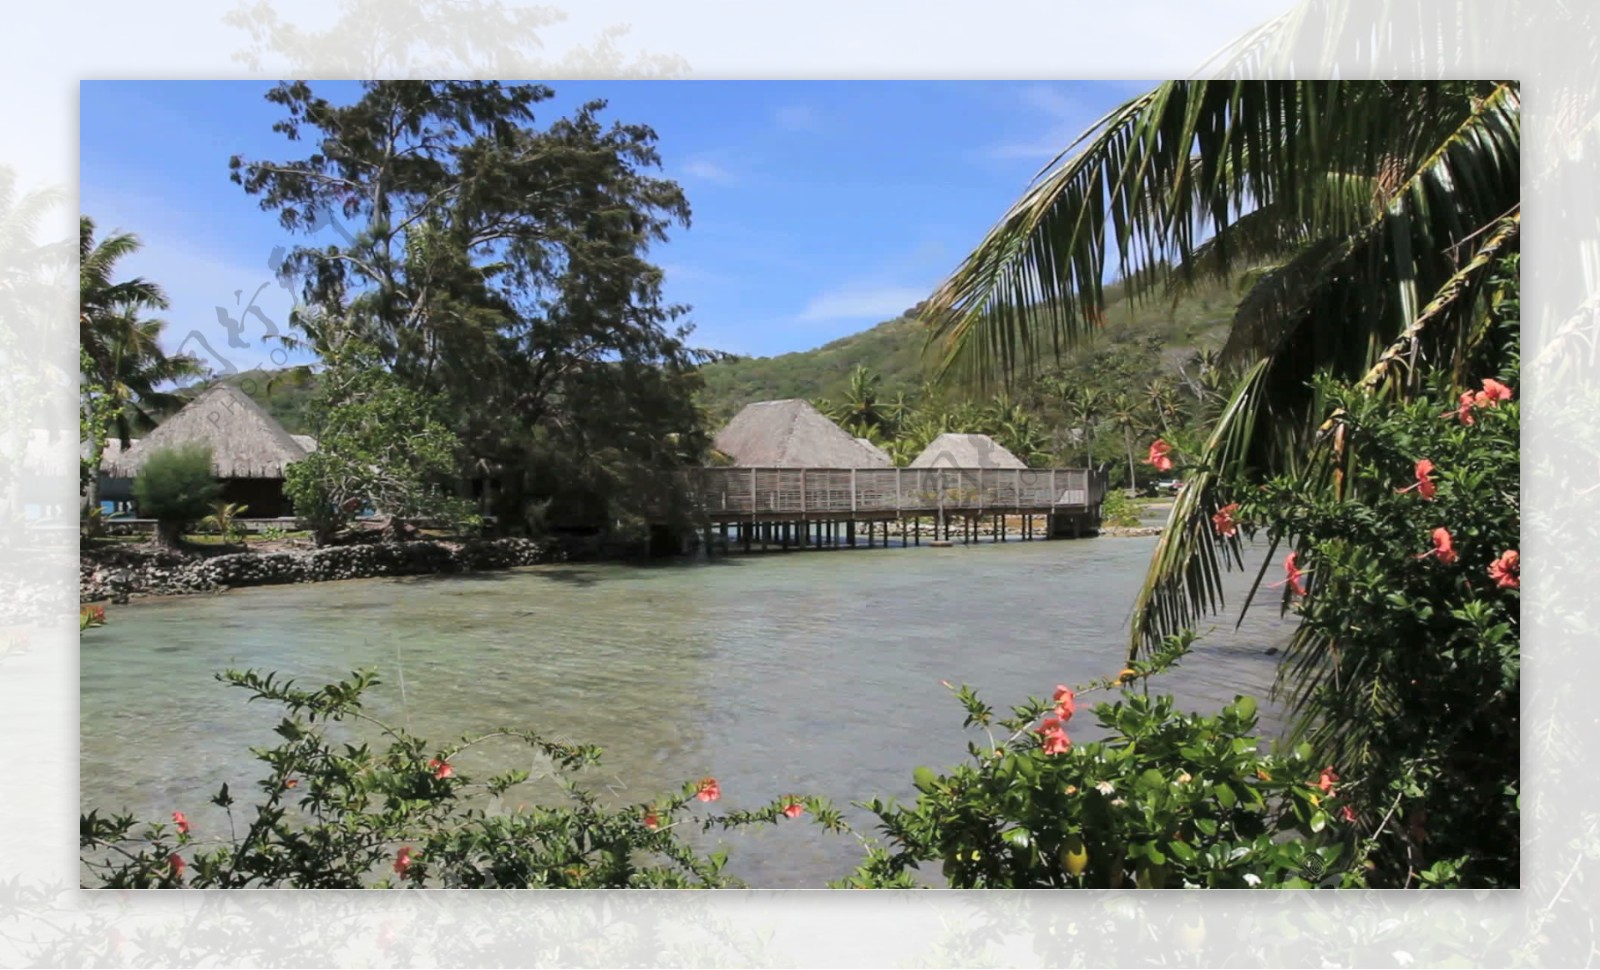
(81, 534, 1294, 887)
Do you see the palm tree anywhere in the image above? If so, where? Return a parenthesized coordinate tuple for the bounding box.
(80, 216, 201, 508)
(1107, 393, 1151, 492)
(836, 364, 888, 436)
(920, 81, 1519, 658)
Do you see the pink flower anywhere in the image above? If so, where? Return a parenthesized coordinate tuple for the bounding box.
(696, 777, 721, 802)
(781, 800, 805, 819)
(1479, 378, 1513, 404)
(168, 853, 185, 879)
(172, 811, 189, 835)
(429, 759, 454, 780)
(393, 846, 415, 879)
(1452, 379, 1514, 423)
(1317, 766, 1339, 795)
(1417, 527, 1458, 565)
(1488, 549, 1519, 589)
(1146, 439, 1174, 472)
(1052, 685, 1076, 723)
(1396, 458, 1437, 500)
(1270, 552, 1309, 596)
(1340, 804, 1358, 823)
(643, 812, 660, 830)
(1211, 503, 1240, 538)
(1038, 717, 1072, 755)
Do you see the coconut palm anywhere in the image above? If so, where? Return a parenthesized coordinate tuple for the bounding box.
(835, 364, 889, 436)
(80, 216, 201, 446)
(920, 80, 1520, 658)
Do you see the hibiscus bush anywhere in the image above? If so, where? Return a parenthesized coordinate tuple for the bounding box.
(1212, 364, 1521, 888)
(840, 635, 1362, 889)
(80, 668, 842, 888)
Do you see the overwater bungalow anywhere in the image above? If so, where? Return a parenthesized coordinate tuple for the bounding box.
(103, 384, 314, 517)
(909, 432, 1028, 469)
(713, 399, 891, 468)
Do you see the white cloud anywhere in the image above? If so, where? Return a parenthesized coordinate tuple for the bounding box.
(774, 104, 821, 131)
(796, 284, 929, 323)
(681, 155, 734, 181)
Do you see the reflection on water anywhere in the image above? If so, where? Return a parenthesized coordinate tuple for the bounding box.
(81, 535, 1296, 887)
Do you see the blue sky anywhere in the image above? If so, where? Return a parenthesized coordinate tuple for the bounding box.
(80, 80, 1148, 373)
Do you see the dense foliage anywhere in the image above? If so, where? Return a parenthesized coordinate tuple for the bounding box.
(283, 338, 475, 544)
(843, 638, 1361, 889)
(1212, 372, 1520, 887)
(131, 444, 220, 547)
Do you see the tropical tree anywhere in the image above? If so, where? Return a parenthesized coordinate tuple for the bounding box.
(79, 216, 202, 508)
(233, 81, 711, 540)
(919, 80, 1519, 657)
(833, 364, 889, 437)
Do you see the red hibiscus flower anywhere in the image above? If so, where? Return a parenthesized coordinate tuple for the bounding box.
(1146, 439, 1174, 472)
(1488, 549, 1519, 589)
(1317, 766, 1339, 795)
(781, 800, 805, 819)
(429, 758, 454, 780)
(1396, 458, 1437, 500)
(1479, 378, 1513, 403)
(172, 811, 189, 835)
(1038, 717, 1072, 755)
(169, 853, 185, 879)
(696, 777, 721, 802)
(1211, 502, 1240, 538)
(1052, 684, 1076, 722)
(1270, 552, 1309, 596)
(1417, 527, 1458, 565)
(393, 846, 415, 879)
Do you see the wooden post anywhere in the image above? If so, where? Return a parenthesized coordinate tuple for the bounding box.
(847, 520, 856, 548)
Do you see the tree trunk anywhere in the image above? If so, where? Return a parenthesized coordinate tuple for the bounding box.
(1124, 426, 1138, 493)
(154, 519, 183, 549)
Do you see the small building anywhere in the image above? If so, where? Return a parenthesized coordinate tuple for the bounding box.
(713, 399, 892, 467)
(104, 384, 313, 517)
(909, 433, 1029, 469)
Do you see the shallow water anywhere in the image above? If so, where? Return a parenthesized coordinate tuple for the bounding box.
(81, 534, 1295, 887)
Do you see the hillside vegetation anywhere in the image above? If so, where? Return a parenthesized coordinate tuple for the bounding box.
(696, 277, 1243, 423)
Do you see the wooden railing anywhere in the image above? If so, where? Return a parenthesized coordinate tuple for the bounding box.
(687, 467, 1106, 518)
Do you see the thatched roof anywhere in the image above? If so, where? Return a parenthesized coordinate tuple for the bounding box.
(713, 399, 892, 468)
(106, 384, 309, 479)
(909, 433, 1029, 469)
(855, 437, 891, 463)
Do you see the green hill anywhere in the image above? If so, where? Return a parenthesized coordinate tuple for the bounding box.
(697, 277, 1244, 421)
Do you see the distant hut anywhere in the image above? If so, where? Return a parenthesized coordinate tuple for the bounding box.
(106, 384, 312, 517)
(713, 399, 892, 467)
(909, 433, 1029, 469)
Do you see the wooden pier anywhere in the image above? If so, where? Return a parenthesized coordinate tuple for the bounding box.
(683, 467, 1109, 553)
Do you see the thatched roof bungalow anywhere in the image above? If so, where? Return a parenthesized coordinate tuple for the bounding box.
(713, 399, 891, 467)
(909, 433, 1029, 469)
(106, 384, 312, 516)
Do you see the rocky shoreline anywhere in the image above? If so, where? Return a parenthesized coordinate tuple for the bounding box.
(80, 537, 564, 603)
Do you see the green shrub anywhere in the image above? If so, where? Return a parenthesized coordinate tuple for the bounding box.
(1100, 489, 1141, 527)
(133, 443, 220, 546)
(842, 635, 1360, 889)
